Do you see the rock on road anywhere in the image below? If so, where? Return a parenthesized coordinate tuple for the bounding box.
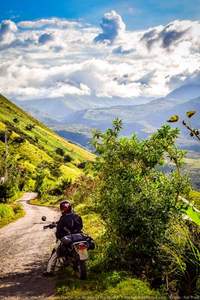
(0, 193, 59, 300)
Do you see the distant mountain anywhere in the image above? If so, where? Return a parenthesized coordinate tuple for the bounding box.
(14, 83, 200, 151)
(15, 95, 147, 124)
(166, 84, 200, 101)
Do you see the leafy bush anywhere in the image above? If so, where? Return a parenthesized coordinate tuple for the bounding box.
(64, 154, 72, 163)
(56, 147, 65, 156)
(25, 123, 35, 131)
(13, 117, 19, 123)
(49, 179, 71, 196)
(77, 161, 86, 169)
(23, 178, 36, 191)
(0, 180, 19, 202)
(0, 203, 24, 227)
(0, 204, 14, 219)
(0, 130, 5, 142)
(91, 120, 190, 279)
(65, 175, 95, 207)
(13, 136, 25, 144)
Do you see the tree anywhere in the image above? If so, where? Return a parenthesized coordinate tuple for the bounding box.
(25, 123, 35, 131)
(56, 147, 65, 156)
(0, 155, 21, 202)
(91, 120, 189, 280)
(64, 154, 72, 163)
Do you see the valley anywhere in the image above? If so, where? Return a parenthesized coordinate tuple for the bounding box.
(15, 84, 200, 190)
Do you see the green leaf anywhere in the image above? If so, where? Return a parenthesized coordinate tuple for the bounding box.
(186, 111, 196, 118)
(167, 115, 179, 123)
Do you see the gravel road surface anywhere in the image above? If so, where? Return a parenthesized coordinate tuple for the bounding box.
(0, 193, 59, 300)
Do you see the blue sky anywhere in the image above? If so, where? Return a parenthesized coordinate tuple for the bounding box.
(1, 0, 200, 29)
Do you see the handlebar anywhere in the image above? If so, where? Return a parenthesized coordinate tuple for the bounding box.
(43, 222, 57, 230)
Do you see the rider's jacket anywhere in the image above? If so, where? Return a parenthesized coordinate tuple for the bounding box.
(56, 212, 83, 239)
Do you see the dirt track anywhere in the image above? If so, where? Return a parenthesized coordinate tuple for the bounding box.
(0, 193, 59, 300)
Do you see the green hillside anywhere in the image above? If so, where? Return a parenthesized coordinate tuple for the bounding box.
(0, 94, 94, 208)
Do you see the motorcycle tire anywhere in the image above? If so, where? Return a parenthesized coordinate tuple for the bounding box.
(77, 260, 87, 280)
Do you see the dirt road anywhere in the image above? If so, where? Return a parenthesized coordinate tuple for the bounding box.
(0, 193, 59, 300)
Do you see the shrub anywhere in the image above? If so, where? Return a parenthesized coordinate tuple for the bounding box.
(64, 175, 95, 206)
(77, 161, 86, 169)
(63, 154, 72, 163)
(0, 204, 14, 219)
(56, 147, 65, 156)
(91, 120, 190, 278)
(0, 131, 5, 142)
(13, 136, 25, 144)
(25, 123, 35, 131)
(0, 130, 12, 143)
(0, 180, 19, 202)
(49, 179, 71, 196)
(0, 203, 24, 227)
(13, 117, 19, 123)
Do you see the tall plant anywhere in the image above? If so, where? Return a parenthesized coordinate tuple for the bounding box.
(91, 119, 189, 279)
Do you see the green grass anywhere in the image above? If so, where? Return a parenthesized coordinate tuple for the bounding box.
(0, 203, 25, 228)
(29, 198, 58, 207)
(189, 190, 200, 210)
(56, 270, 166, 300)
(179, 191, 200, 226)
(0, 94, 94, 204)
(0, 93, 94, 162)
(185, 206, 200, 226)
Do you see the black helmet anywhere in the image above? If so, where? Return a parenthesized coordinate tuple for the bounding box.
(60, 200, 72, 214)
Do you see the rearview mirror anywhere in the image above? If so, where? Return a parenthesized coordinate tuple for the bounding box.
(41, 216, 47, 221)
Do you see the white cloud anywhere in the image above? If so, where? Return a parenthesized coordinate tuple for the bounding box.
(0, 20, 17, 44)
(141, 20, 200, 50)
(18, 18, 80, 29)
(94, 10, 126, 44)
(112, 46, 135, 55)
(38, 33, 54, 44)
(0, 15, 200, 103)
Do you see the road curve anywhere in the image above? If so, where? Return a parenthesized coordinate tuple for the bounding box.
(0, 193, 59, 300)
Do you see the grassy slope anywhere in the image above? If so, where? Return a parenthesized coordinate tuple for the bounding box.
(0, 94, 94, 222)
(0, 94, 93, 182)
(0, 94, 94, 165)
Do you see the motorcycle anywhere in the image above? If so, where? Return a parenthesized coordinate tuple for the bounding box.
(42, 216, 94, 280)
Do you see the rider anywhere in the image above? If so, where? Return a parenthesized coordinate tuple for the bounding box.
(43, 200, 83, 276)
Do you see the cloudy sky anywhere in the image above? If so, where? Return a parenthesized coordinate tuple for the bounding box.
(0, 0, 200, 103)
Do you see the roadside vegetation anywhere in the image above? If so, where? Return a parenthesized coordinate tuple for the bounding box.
(56, 120, 200, 299)
(189, 190, 200, 210)
(0, 203, 25, 228)
(56, 178, 166, 299)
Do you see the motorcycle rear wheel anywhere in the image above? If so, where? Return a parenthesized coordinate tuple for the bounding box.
(77, 260, 87, 280)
